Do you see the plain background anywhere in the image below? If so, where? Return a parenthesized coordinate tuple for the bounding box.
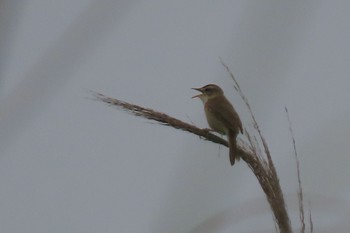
(1, 1, 350, 232)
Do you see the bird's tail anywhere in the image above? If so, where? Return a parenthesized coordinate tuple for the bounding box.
(228, 131, 239, 166)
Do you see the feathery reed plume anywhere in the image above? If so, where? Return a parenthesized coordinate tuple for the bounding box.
(91, 64, 294, 232)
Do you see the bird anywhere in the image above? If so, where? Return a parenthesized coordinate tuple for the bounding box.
(192, 84, 243, 166)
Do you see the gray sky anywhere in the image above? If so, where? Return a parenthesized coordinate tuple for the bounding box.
(1, 0, 350, 232)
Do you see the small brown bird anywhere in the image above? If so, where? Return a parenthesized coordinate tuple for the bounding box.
(192, 84, 243, 165)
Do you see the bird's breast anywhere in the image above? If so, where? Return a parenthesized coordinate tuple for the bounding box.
(204, 104, 227, 134)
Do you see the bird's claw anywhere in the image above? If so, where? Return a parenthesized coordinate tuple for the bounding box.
(203, 128, 214, 135)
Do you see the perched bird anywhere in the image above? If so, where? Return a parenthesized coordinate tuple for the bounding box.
(192, 84, 243, 165)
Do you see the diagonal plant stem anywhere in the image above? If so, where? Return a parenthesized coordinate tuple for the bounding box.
(286, 107, 306, 233)
(91, 91, 228, 147)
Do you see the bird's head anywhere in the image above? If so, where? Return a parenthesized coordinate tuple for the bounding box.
(192, 84, 224, 103)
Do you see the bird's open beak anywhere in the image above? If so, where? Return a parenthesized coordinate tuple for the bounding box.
(191, 87, 203, 98)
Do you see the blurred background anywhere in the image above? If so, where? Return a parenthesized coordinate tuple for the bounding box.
(1, 0, 350, 232)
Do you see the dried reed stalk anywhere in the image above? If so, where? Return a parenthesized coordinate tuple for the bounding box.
(220, 60, 292, 233)
(92, 65, 293, 233)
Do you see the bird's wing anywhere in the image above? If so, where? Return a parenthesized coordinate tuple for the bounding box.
(206, 96, 243, 134)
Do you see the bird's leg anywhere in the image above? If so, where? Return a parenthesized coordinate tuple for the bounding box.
(203, 128, 219, 138)
(203, 128, 214, 133)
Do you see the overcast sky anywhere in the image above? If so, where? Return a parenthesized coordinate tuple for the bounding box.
(1, 1, 350, 232)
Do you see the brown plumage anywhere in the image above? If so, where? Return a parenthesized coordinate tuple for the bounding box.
(192, 84, 243, 165)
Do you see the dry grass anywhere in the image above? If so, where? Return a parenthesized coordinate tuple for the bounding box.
(221, 60, 292, 233)
(91, 64, 299, 233)
(286, 107, 313, 233)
